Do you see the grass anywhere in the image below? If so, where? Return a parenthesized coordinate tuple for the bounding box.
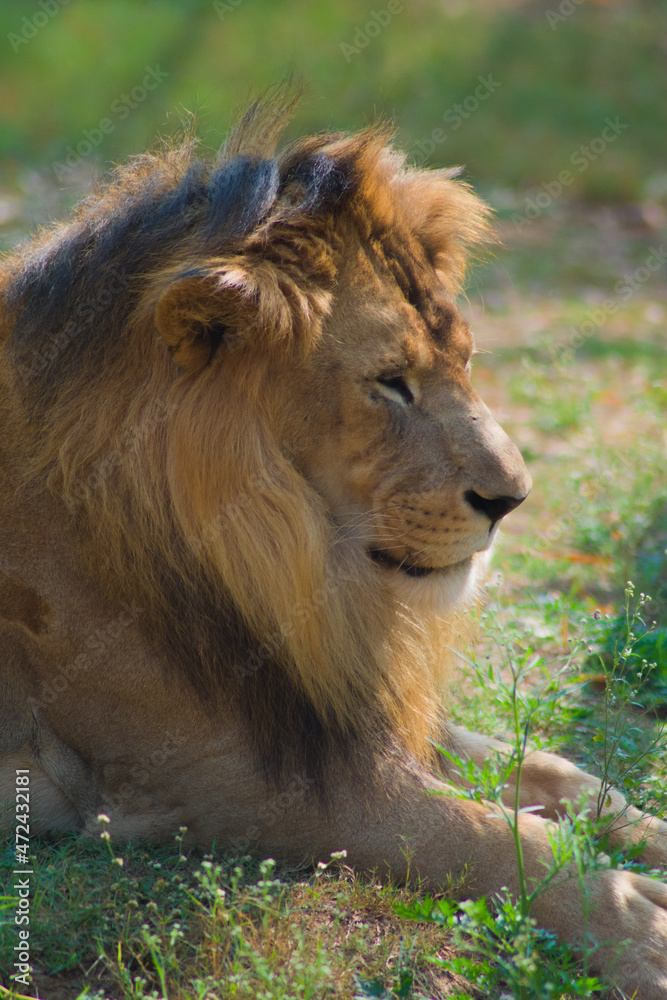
(2, 203, 667, 997)
(0, 840, 463, 999)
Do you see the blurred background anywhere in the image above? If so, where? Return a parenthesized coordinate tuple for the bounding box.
(1, 0, 666, 278)
(1, 0, 665, 666)
(1, 0, 666, 225)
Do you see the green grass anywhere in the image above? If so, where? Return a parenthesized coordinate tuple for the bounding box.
(1, 839, 460, 999)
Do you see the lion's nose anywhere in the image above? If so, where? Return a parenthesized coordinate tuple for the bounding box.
(464, 489, 527, 526)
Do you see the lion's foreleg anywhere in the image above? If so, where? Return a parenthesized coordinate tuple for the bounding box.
(322, 758, 667, 998)
(445, 723, 667, 866)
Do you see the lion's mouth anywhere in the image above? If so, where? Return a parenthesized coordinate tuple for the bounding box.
(368, 548, 443, 578)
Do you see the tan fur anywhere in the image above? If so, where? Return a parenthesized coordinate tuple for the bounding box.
(1, 100, 666, 996)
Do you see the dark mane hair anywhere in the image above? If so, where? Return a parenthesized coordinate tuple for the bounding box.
(0, 94, 490, 788)
(1, 97, 360, 411)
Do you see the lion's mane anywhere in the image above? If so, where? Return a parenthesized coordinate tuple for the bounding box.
(0, 95, 490, 786)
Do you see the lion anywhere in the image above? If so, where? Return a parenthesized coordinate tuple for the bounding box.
(0, 95, 666, 996)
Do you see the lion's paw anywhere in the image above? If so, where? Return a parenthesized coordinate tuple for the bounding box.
(617, 807, 667, 868)
(590, 869, 667, 999)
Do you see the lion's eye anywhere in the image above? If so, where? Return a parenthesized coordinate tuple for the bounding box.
(376, 375, 414, 405)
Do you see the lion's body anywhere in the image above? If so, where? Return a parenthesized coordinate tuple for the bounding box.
(1, 99, 666, 996)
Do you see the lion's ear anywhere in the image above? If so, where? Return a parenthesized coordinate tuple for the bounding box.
(155, 271, 235, 374)
(156, 258, 320, 371)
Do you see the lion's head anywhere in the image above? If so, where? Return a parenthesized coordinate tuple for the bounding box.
(0, 96, 529, 781)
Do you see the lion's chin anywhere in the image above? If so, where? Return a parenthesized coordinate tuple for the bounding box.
(379, 552, 488, 616)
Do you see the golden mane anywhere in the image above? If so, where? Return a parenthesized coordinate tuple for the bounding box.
(0, 97, 490, 783)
